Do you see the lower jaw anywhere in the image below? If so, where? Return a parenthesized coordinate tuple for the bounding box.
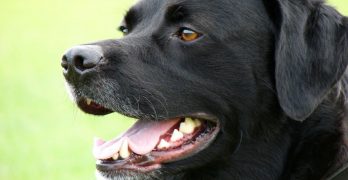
(96, 119, 220, 174)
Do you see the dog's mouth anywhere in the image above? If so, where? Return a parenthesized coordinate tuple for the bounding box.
(77, 98, 220, 173)
(77, 98, 113, 115)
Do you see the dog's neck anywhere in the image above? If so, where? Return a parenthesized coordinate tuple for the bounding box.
(283, 82, 348, 179)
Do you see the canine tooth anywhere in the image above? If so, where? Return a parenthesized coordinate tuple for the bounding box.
(179, 118, 195, 134)
(157, 139, 170, 149)
(119, 139, 131, 159)
(86, 98, 92, 105)
(112, 153, 119, 160)
(170, 129, 184, 142)
(194, 119, 202, 127)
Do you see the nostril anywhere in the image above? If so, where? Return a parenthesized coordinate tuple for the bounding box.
(83, 56, 104, 69)
(73, 55, 85, 71)
(62, 45, 103, 75)
(61, 55, 69, 71)
(73, 54, 102, 71)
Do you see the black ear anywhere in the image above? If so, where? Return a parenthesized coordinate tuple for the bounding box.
(264, 0, 348, 121)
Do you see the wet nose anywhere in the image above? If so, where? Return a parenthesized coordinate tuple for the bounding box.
(61, 45, 103, 75)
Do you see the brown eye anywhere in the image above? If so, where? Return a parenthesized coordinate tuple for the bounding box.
(179, 28, 200, 42)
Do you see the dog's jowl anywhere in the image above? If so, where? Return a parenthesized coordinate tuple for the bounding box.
(61, 0, 348, 179)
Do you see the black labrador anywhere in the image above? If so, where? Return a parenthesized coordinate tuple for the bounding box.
(61, 0, 348, 179)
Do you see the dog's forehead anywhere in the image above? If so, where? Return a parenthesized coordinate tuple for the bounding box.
(130, 0, 268, 28)
(135, 0, 230, 15)
(143, 0, 213, 7)
(134, 0, 264, 13)
(133, 0, 206, 18)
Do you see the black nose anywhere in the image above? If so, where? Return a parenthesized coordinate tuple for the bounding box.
(61, 45, 104, 75)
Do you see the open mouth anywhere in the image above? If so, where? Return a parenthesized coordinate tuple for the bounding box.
(78, 98, 220, 173)
(77, 98, 113, 115)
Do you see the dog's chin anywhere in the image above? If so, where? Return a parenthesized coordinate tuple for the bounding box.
(74, 96, 221, 179)
(95, 169, 163, 180)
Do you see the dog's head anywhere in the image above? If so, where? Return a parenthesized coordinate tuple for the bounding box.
(62, 0, 348, 179)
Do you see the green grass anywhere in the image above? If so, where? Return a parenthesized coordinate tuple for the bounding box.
(0, 0, 135, 179)
(0, 0, 347, 179)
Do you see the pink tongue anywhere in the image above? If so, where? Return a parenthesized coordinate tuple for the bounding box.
(93, 118, 180, 159)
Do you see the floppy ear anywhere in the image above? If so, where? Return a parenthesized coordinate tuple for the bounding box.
(264, 0, 348, 121)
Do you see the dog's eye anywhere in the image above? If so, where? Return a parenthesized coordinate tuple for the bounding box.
(178, 28, 200, 42)
(119, 26, 129, 34)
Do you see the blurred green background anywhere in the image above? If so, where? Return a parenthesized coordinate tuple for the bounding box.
(0, 0, 347, 179)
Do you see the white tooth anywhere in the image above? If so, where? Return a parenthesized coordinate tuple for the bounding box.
(112, 153, 119, 160)
(86, 98, 92, 105)
(179, 117, 195, 134)
(119, 139, 131, 159)
(194, 119, 202, 127)
(170, 129, 184, 142)
(157, 139, 170, 149)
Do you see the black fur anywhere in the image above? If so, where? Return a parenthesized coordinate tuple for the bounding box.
(63, 0, 348, 179)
